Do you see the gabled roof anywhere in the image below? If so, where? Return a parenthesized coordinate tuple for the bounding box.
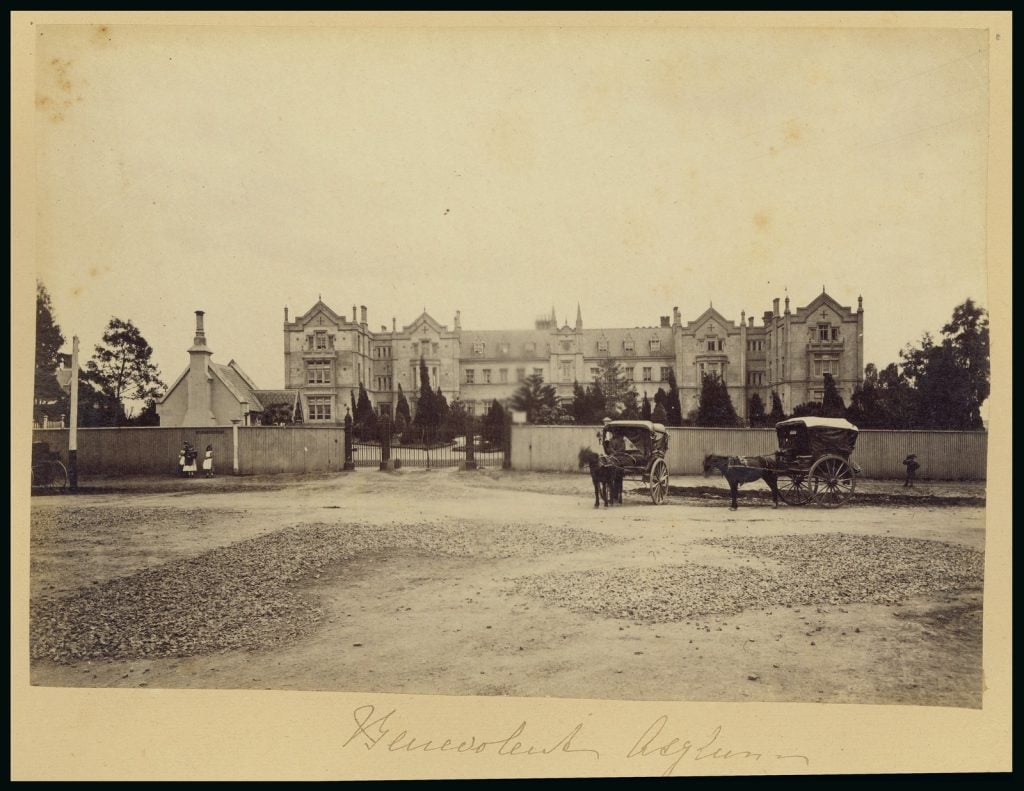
(291, 300, 349, 328)
(210, 362, 264, 412)
(254, 389, 299, 409)
(685, 306, 737, 331)
(403, 311, 449, 334)
(795, 291, 855, 318)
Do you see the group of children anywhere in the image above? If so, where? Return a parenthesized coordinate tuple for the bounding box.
(178, 442, 214, 478)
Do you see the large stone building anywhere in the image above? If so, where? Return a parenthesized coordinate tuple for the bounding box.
(281, 290, 864, 424)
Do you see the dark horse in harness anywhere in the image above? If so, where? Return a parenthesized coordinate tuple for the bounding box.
(702, 453, 782, 511)
(579, 448, 625, 508)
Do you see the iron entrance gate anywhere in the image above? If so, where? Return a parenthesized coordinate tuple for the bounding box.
(347, 415, 509, 470)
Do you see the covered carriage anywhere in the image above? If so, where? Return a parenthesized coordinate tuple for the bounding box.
(597, 419, 670, 504)
(772, 416, 860, 507)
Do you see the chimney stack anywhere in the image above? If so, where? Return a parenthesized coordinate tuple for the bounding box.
(284, 306, 289, 323)
(763, 311, 773, 325)
(784, 296, 791, 315)
(454, 310, 462, 331)
(748, 315, 755, 328)
(352, 305, 357, 323)
(393, 317, 397, 332)
(183, 310, 215, 426)
(660, 315, 670, 328)
(672, 307, 681, 327)
(772, 298, 780, 317)
(360, 305, 367, 326)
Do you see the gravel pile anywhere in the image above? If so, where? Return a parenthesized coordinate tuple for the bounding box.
(512, 533, 984, 623)
(31, 506, 249, 541)
(31, 521, 619, 664)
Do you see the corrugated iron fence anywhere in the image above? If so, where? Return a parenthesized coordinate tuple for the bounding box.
(31, 426, 345, 476)
(510, 425, 988, 480)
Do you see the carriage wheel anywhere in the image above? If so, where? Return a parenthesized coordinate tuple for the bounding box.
(810, 456, 855, 508)
(648, 458, 669, 504)
(32, 460, 68, 491)
(776, 471, 815, 506)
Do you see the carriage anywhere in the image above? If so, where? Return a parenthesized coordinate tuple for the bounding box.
(772, 417, 860, 507)
(31, 441, 68, 492)
(597, 419, 670, 504)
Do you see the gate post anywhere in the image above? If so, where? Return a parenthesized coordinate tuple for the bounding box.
(343, 410, 355, 471)
(379, 414, 397, 471)
(462, 414, 477, 470)
(502, 412, 513, 470)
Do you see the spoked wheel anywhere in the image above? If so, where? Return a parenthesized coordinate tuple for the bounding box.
(647, 457, 669, 504)
(31, 460, 68, 492)
(776, 471, 815, 505)
(810, 455, 855, 508)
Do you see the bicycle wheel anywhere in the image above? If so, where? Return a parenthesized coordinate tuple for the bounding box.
(32, 460, 68, 491)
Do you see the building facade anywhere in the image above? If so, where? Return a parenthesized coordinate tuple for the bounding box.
(282, 290, 864, 424)
(159, 311, 299, 427)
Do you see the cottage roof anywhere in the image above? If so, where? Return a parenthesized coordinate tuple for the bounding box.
(210, 362, 264, 412)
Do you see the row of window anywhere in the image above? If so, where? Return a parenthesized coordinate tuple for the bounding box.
(465, 367, 544, 385)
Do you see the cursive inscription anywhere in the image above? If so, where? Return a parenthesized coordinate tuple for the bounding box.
(344, 705, 601, 760)
(628, 717, 810, 776)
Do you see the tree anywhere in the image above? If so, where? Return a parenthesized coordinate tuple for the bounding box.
(791, 401, 824, 418)
(34, 281, 67, 422)
(481, 400, 506, 448)
(570, 381, 590, 424)
(434, 387, 452, 440)
(258, 402, 296, 426)
(651, 402, 667, 424)
(412, 356, 439, 441)
(595, 358, 637, 418)
(665, 369, 683, 427)
(821, 373, 846, 417)
(769, 391, 786, 422)
(128, 398, 161, 426)
(534, 402, 573, 425)
(900, 299, 989, 429)
(640, 392, 652, 420)
(510, 373, 558, 423)
(748, 392, 766, 426)
(74, 374, 124, 427)
(696, 373, 738, 427)
(354, 382, 377, 440)
(83, 317, 165, 426)
(653, 387, 667, 414)
(350, 390, 357, 420)
(395, 384, 412, 425)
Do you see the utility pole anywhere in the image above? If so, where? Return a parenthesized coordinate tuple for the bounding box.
(68, 335, 79, 492)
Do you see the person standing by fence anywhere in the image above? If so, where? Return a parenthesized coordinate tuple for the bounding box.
(178, 444, 187, 477)
(203, 444, 214, 478)
(183, 442, 198, 478)
(902, 454, 920, 487)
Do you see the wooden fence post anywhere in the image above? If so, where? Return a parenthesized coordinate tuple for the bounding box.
(502, 412, 513, 469)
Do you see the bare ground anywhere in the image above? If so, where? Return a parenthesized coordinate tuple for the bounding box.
(27, 469, 985, 708)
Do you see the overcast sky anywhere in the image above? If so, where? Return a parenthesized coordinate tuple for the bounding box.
(33, 22, 989, 393)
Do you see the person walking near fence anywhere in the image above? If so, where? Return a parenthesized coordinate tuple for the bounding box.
(203, 444, 214, 478)
(902, 454, 920, 487)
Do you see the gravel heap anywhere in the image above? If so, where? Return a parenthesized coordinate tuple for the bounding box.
(512, 533, 984, 624)
(31, 521, 619, 664)
(31, 505, 249, 541)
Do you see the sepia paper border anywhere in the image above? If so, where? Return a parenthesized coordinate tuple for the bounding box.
(11, 10, 1012, 779)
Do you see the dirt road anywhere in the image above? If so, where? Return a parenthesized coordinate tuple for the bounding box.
(28, 469, 985, 708)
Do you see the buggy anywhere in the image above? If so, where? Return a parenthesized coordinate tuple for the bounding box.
(31, 441, 68, 492)
(597, 419, 670, 504)
(772, 417, 860, 507)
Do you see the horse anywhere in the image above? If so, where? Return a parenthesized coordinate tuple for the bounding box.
(578, 447, 624, 508)
(702, 453, 782, 511)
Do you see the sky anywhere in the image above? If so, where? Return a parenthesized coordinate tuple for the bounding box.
(31, 22, 990, 395)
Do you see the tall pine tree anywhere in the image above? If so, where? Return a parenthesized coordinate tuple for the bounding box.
(665, 368, 683, 426)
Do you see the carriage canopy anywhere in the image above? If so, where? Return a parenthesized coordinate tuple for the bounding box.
(775, 417, 859, 458)
(602, 420, 668, 455)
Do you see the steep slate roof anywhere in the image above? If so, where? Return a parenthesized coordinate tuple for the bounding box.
(460, 329, 552, 360)
(210, 362, 264, 412)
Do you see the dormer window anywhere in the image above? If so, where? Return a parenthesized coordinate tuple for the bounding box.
(597, 337, 609, 352)
(649, 338, 661, 352)
(524, 342, 535, 355)
(499, 342, 510, 355)
(473, 341, 485, 356)
(623, 339, 635, 353)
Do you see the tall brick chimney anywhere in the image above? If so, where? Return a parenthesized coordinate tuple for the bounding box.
(182, 310, 215, 426)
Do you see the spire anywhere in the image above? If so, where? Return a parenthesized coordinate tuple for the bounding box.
(575, 303, 583, 330)
(550, 305, 557, 325)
